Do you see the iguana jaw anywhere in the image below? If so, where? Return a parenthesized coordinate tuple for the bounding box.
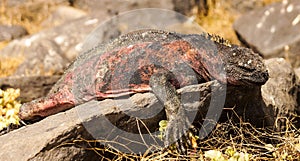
(226, 70, 269, 86)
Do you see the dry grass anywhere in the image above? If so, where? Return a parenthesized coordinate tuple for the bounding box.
(263, 0, 283, 5)
(70, 114, 300, 160)
(0, 56, 24, 78)
(0, 0, 68, 34)
(0, 41, 9, 51)
(196, 0, 240, 44)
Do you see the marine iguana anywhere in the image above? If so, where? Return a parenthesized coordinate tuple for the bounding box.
(18, 29, 268, 152)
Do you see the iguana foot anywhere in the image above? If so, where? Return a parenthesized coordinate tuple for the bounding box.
(150, 71, 193, 154)
(164, 111, 193, 154)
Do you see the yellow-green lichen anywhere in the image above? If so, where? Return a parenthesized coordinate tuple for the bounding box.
(0, 88, 21, 130)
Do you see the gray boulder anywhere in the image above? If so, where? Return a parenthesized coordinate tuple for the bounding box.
(233, 0, 300, 66)
(71, 0, 199, 17)
(261, 58, 300, 130)
(294, 67, 300, 79)
(292, 68, 300, 114)
(0, 16, 100, 76)
(42, 5, 87, 28)
(0, 25, 28, 41)
(0, 81, 222, 160)
(230, 0, 265, 14)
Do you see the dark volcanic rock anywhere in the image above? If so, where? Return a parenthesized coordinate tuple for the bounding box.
(0, 25, 28, 41)
(221, 85, 274, 128)
(261, 58, 300, 130)
(0, 75, 60, 102)
(233, 0, 300, 66)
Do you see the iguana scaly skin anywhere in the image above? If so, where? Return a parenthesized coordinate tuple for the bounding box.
(18, 29, 268, 152)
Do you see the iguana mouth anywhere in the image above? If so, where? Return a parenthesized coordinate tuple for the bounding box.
(242, 71, 269, 86)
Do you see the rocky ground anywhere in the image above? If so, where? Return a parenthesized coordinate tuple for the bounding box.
(0, 0, 299, 160)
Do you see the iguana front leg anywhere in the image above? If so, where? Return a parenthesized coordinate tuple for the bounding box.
(150, 72, 192, 153)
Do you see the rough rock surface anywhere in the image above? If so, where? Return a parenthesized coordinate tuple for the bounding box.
(261, 58, 300, 130)
(222, 85, 274, 128)
(233, 0, 300, 66)
(0, 16, 100, 76)
(4, 0, 69, 7)
(230, 0, 265, 14)
(42, 5, 87, 28)
(294, 68, 300, 109)
(0, 25, 28, 41)
(0, 100, 101, 161)
(0, 77, 274, 160)
(0, 81, 222, 160)
(0, 75, 60, 102)
(72, 0, 199, 17)
(294, 67, 300, 79)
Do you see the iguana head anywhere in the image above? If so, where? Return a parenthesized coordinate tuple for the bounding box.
(182, 33, 268, 86)
(220, 44, 269, 86)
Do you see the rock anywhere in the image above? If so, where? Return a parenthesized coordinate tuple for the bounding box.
(0, 100, 101, 160)
(0, 8, 204, 77)
(294, 67, 300, 80)
(221, 85, 274, 128)
(72, 0, 199, 17)
(14, 39, 69, 76)
(0, 16, 100, 76)
(294, 67, 300, 115)
(42, 6, 87, 28)
(233, 0, 300, 66)
(230, 0, 265, 14)
(0, 77, 274, 160)
(0, 81, 222, 160)
(0, 25, 28, 41)
(0, 75, 60, 102)
(4, 0, 69, 7)
(78, 8, 204, 59)
(72, 0, 170, 18)
(261, 58, 300, 130)
(173, 0, 199, 16)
